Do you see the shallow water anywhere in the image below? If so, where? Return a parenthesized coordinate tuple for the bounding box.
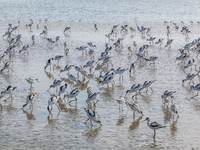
(0, 20, 200, 149)
(1, 0, 200, 23)
(1, 0, 200, 149)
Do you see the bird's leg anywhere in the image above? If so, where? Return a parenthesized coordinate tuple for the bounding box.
(0, 104, 2, 111)
(85, 118, 89, 124)
(154, 130, 156, 139)
(192, 91, 199, 98)
(150, 87, 154, 92)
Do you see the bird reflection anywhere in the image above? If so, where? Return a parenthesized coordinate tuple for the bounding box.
(45, 70, 54, 79)
(162, 105, 171, 122)
(170, 120, 178, 137)
(84, 126, 101, 142)
(129, 116, 143, 131)
(47, 113, 59, 125)
(57, 98, 78, 114)
(116, 117, 125, 126)
(23, 109, 36, 120)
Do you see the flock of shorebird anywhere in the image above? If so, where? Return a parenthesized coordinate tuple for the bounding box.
(1, 19, 200, 140)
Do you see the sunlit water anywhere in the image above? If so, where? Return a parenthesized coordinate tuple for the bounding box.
(1, 0, 200, 149)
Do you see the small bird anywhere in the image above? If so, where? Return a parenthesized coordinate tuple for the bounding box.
(161, 90, 176, 100)
(1, 86, 17, 101)
(86, 92, 100, 105)
(25, 77, 39, 89)
(125, 101, 143, 117)
(145, 56, 158, 65)
(47, 95, 60, 112)
(183, 59, 195, 71)
(54, 55, 64, 65)
(139, 80, 156, 93)
(63, 27, 71, 34)
(87, 87, 93, 95)
(125, 83, 142, 99)
(64, 89, 81, 103)
(143, 117, 166, 139)
(116, 96, 126, 111)
(0, 61, 13, 73)
(98, 76, 115, 88)
(58, 84, 68, 96)
(84, 108, 101, 126)
(190, 84, 200, 98)
(22, 93, 37, 109)
(170, 100, 179, 119)
(44, 58, 54, 71)
(182, 73, 197, 85)
(59, 65, 73, 75)
(47, 79, 63, 91)
(111, 67, 128, 82)
(165, 39, 174, 48)
(129, 62, 137, 74)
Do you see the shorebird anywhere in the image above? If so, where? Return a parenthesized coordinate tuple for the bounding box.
(44, 58, 54, 71)
(59, 65, 73, 75)
(139, 80, 156, 93)
(165, 39, 174, 48)
(86, 92, 100, 106)
(183, 59, 195, 71)
(22, 93, 37, 109)
(125, 101, 143, 117)
(155, 38, 164, 46)
(65, 49, 70, 56)
(129, 62, 137, 74)
(125, 83, 142, 99)
(88, 42, 96, 48)
(182, 73, 197, 85)
(0, 61, 13, 73)
(63, 27, 71, 34)
(111, 67, 128, 82)
(1, 86, 17, 101)
(19, 44, 29, 55)
(161, 90, 176, 100)
(25, 77, 39, 89)
(84, 108, 101, 126)
(64, 89, 81, 103)
(54, 55, 64, 65)
(87, 87, 93, 95)
(116, 96, 126, 111)
(98, 76, 115, 88)
(145, 56, 158, 65)
(170, 100, 179, 119)
(58, 84, 68, 96)
(190, 84, 200, 98)
(47, 79, 63, 91)
(47, 95, 60, 112)
(143, 117, 166, 139)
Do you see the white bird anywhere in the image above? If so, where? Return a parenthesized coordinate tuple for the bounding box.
(47, 79, 63, 91)
(170, 100, 179, 119)
(84, 108, 101, 126)
(22, 93, 37, 109)
(25, 77, 39, 89)
(44, 58, 54, 70)
(125, 101, 143, 117)
(116, 96, 126, 111)
(47, 95, 60, 112)
(139, 80, 156, 93)
(86, 92, 100, 105)
(144, 117, 166, 139)
(64, 89, 81, 103)
(190, 84, 200, 98)
(1, 85, 17, 101)
(58, 84, 68, 96)
(125, 83, 142, 99)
